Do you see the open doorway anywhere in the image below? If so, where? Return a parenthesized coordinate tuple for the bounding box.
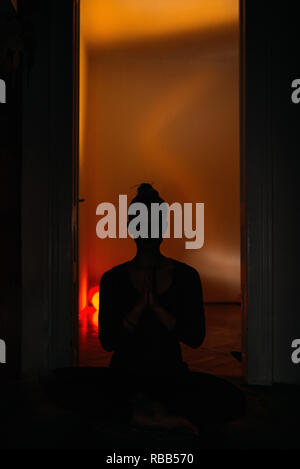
(78, 0, 241, 378)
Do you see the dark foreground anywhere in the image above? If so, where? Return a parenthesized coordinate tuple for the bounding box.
(0, 369, 299, 451)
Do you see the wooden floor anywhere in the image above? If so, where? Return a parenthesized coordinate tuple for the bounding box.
(79, 303, 242, 377)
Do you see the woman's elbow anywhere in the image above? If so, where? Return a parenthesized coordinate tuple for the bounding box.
(98, 331, 115, 352)
(101, 341, 114, 352)
(187, 338, 204, 349)
(185, 330, 205, 349)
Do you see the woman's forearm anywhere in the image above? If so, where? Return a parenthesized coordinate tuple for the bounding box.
(153, 304, 176, 331)
(123, 301, 145, 330)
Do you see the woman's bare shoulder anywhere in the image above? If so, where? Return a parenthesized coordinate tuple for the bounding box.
(170, 259, 200, 279)
(170, 258, 198, 272)
(100, 261, 130, 282)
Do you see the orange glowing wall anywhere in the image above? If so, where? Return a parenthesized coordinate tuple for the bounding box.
(79, 0, 240, 307)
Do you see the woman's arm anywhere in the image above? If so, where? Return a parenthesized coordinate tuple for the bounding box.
(149, 266, 205, 347)
(122, 291, 147, 331)
(173, 267, 206, 348)
(98, 271, 143, 351)
(122, 268, 154, 330)
(149, 292, 177, 331)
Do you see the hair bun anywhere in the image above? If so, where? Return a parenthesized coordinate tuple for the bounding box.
(137, 183, 159, 198)
(129, 182, 165, 212)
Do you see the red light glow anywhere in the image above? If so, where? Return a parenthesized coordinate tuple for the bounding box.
(79, 286, 100, 336)
(87, 286, 99, 311)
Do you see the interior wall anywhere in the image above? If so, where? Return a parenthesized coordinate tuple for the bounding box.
(269, 4, 300, 384)
(244, 0, 300, 385)
(79, 0, 240, 309)
(0, 0, 22, 378)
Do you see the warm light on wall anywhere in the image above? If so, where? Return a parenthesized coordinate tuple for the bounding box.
(79, 0, 240, 319)
(81, 0, 238, 47)
(80, 287, 99, 331)
(87, 286, 100, 311)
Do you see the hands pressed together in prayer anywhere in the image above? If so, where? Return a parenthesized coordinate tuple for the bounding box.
(123, 267, 176, 332)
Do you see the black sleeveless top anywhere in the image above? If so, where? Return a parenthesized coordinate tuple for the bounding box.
(98, 259, 205, 377)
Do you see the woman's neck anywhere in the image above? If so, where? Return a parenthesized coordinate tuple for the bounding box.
(134, 247, 163, 268)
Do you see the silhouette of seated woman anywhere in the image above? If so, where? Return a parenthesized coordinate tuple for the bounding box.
(98, 183, 244, 434)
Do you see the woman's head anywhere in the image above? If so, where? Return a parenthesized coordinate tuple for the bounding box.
(128, 183, 167, 248)
(130, 183, 164, 206)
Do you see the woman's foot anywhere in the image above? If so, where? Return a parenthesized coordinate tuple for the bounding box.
(156, 414, 199, 435)
(130, 394, 199, 435)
